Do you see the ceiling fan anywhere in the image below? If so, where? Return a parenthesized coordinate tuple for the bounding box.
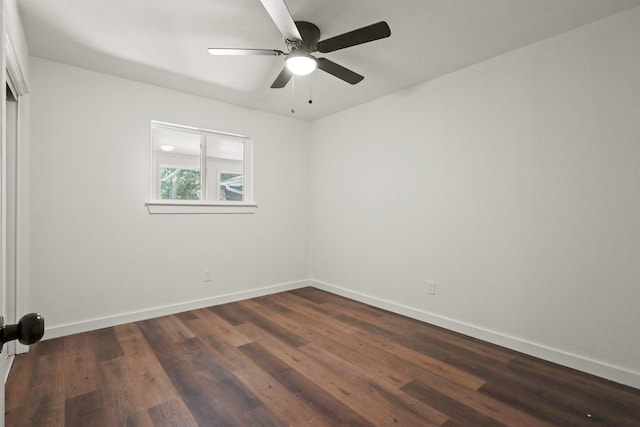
(208, 0, 391, 88)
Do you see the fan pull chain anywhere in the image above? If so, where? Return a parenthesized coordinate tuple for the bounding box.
(290, 75, 314, 114)
(290, 75, 296, 114)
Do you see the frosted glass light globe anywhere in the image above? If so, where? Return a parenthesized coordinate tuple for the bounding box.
(286, 54, 317, 76)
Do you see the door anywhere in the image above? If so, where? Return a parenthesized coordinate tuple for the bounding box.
(0, 75, 20, 427)
(2, 17, 36, 426)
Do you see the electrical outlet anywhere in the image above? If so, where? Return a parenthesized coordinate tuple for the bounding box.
(203, 269, 213, 283)
(427, 280, 436, 295)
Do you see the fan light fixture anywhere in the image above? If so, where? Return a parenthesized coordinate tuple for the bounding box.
(206, 0, 391, 89)
(286, 53, 317, 76)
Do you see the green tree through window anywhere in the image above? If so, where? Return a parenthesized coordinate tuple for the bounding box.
(160, 168, 200, 200)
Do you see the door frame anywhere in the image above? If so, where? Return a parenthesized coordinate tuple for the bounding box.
(3, 22, 29, 359)
(1, 5, 30, 424)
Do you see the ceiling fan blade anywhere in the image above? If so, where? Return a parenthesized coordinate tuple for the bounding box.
(271, 67, 293, 88)
(259, 0, 302, 41)
(208, 48, 284, 56)
(316, 58, 364, 85)
(316, 21, 391, 53)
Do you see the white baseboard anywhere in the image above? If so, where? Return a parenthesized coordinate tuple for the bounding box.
(44, 280, 309, 340)
(310, 279, 640, 390)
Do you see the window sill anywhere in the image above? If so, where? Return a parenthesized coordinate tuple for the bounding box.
(145, 200, 257, 214)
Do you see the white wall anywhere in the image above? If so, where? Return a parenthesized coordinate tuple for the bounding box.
(28, 57, 311, 337)
(310, 7, 640, 387)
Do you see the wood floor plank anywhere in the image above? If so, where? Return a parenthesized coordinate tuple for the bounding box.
(331, 316, 485, 390)
(7, 352, 66, 427)
(227, 353, 331, 426)
(112, 323, 179, 410)
(298, 342, 448, 425)
(478, 380, 611, 427)
(6, 287, 640, 427)
(62, 333, 100, 400)
(508, 355, 640, 418)
(31, 336, 65, 356)
(269, 291, 486, 390)
(152, 314, 196, 343)
(141, 321, 262, 426)
(192, 307, 253, 347)
(177, 311, 332, 426)
(209, 301, 257, 325)
(170, 310, 256, 371)
(289, 287, 337, 304)
(402, 379, 507, 427)
(322, 298, 515, 364)
(88, 327, 124, 362)
(236, 405, 288, 427)
(279, 312, 414, 387)
(136, 318, 235, 426)
(238, 320, 446, 426)
(284, 294, 513, 372)
(277, 303, 550, 426)
(445, 344, 638, 427)
(266, 293, 512, 418)
(239, 341, 377, 427)
(237, 300, 309, 348)
(147, 398, 199, 427)
(402, 378, 555, 427)
(5, 346, 38, 413)
(64, 390, 117, 427)
(98, 356, 156, 426)
(247, 297, 414, 388)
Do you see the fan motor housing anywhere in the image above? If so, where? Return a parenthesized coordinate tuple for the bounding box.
(292, 21, 321, 52)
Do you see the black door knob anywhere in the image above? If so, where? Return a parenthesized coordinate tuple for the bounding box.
(0, 313, 45, 351)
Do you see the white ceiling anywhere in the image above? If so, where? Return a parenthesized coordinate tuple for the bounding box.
(18, 0, 640, 121)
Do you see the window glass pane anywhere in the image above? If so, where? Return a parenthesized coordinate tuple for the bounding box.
(152, 126, 201, 200)
(206, 134, 245, 201)
(160, 167, 201, 200)
(219, 172, 243, 201)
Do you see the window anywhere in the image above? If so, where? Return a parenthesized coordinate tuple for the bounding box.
(146, 121, 255, 213)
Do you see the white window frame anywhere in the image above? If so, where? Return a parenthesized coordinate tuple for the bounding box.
(145, 121, 256, 214)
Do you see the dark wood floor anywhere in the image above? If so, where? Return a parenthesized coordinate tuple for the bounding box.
(5, 288, 640, 426)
